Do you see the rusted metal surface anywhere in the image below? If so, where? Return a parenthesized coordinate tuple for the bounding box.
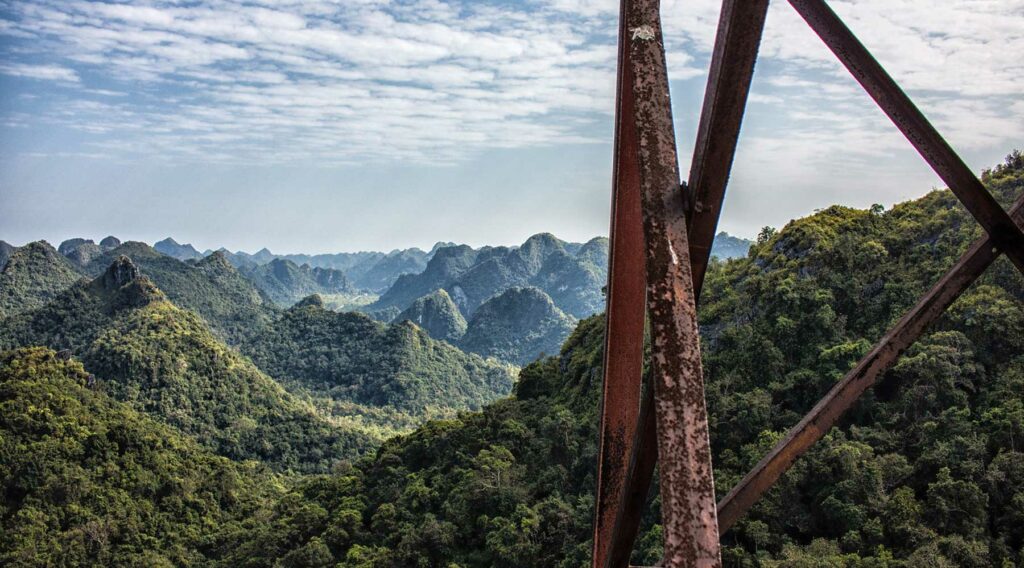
(596, 2, 1021, 565)
(625, 0, 720, 565)
(788, 0, 1024, 274)
(607, 377, 658, 568)
(686, 0, 769, 291)
(592, 0, 649, 563)
(716, 192, 1024, 533)
(605, 2, 768, 564)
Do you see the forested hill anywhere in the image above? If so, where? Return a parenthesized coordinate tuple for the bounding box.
(0, 241, 81, 319)
(0, 241, 517, 436)
(208, 153, 1024, 566)
(0, 347, 283, 566)
(239, 295, 515, 416)
(80, 242, 278, 344)
(0, 257, 375, 472)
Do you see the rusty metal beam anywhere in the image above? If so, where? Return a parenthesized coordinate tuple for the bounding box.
(604, 2, 768, 565)
(686, 0, 769, 292)
(716, 192, 1024, 533)
(624, 0, 720, 565)
(592, 0, 649, 563)
(788, 0, 1024, 275)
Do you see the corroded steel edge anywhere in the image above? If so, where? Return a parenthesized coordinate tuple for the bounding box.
(604, 1, 768, 565)
(592, 0, 649, 564)
(625, 0, 721, 565)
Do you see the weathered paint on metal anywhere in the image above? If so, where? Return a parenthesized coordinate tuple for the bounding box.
(716, 192, 1024, 532)
(597, 3, 1021, 566)
(604, 2, 768, 564)
(592, 0, 649, 564)
(686, 0, 769, 292)
(625, 0, 720, 565)
(789, 0, 1024, 274)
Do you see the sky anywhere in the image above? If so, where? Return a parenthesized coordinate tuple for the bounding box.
(0, 0, 1021, 254)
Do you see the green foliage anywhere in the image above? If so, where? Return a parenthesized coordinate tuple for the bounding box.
(211, 154, 1024, 565)
(240, 300, 515, 415)
(0, 260, 374, 472)
(0, 347, 280, 566)
(0, 241, 82, 319)
(2, 153, 1022, 565)
(459, 286, 577, 366)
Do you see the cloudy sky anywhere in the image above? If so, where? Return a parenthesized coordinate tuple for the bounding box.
(1, 0, 1021, 254)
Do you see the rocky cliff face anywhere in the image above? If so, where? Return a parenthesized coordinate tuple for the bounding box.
(99, 255, 140, 289)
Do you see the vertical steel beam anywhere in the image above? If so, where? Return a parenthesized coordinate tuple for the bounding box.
(716, 193, 1024, 532)
(788, 0, 1024, 274)
(625, 0, 720, 565)
(605, 2, 768, 564)
(592, 0, 649, 564)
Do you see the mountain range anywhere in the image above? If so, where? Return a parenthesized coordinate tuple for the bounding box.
(1, 154, 1021, 566)
(0, 238, 515, 446)
(0, 231, 750, 368)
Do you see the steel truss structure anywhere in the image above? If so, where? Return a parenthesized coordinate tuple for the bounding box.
(591, 1, 1024, 567)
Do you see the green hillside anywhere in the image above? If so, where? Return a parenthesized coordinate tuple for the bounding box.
(213, 153, 1024, 566)
(0, 347, 280, 567)
(460, 286, 578, 366)
(81, 244, 278, 344)
(1, 258, 374, 472)
(395, 289, 468, 344)
(240, 295, 515, 416)
(0, 241, 83, 319)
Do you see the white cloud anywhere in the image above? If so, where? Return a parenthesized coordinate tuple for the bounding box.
(0, 0, 1020, 172)
(0, 63, 80, 82)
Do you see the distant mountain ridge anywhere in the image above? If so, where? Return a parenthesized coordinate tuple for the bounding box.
(711, 231, 753, 259)
(7, 231, 750, 366)
(1, 240, 515, 434)
(239, 258, 355, 307)
(373, 233, 610, 319)
(154, 237, 203, 260)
